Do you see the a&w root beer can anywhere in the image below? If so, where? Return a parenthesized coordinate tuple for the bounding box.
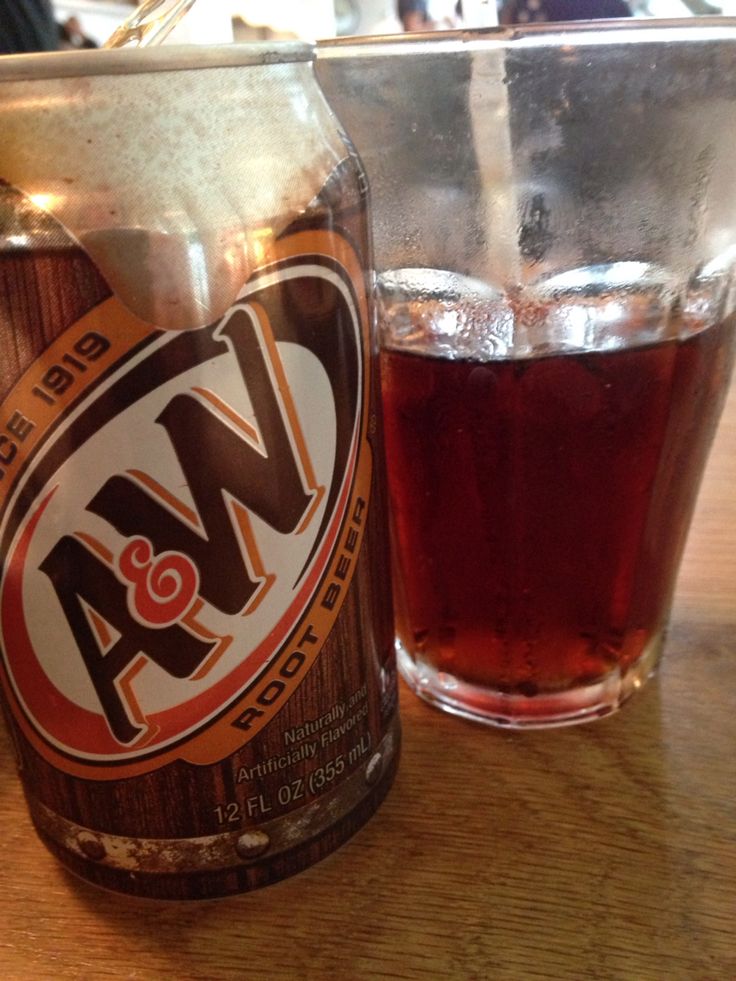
(0, 44, 399, 899)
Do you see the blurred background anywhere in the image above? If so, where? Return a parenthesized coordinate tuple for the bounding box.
(27, 0, 736, 51)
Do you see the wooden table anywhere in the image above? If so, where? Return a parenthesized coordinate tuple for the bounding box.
(1, 383, 735, 981)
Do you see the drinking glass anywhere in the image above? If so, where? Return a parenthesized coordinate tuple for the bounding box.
(318, 21, 736, 727)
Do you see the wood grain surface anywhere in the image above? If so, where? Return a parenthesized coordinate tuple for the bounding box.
(1, 379, 734, 977)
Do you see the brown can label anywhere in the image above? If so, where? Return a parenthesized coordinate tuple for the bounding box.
(0, 230, 374, 781)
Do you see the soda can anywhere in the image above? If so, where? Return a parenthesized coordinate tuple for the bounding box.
(0, 43, 399, 899)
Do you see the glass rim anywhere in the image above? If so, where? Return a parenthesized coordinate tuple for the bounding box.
(319, 16, 736, 57)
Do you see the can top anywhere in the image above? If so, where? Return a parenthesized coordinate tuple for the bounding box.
(0, 41, 314, 82)
(0, 37, 338, 330)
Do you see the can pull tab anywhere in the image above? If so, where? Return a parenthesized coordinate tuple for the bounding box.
(103, 0, 198, 49)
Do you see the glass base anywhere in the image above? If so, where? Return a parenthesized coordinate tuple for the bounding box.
(397, 631, 664, 730)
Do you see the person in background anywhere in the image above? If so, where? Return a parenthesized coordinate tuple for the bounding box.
(398, 0, 463, 31)
(398, 0, 434, 30)
(500, 0, 631, 23)
(0, 0, 58, 54)
(59, 16, 98, 49)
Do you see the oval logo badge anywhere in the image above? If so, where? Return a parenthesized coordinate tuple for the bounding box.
(0, 231, 373, 779)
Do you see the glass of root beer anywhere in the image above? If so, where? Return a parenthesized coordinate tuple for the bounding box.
(318, 20, 736, 727)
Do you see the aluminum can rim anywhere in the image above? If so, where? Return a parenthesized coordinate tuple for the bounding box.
(0, 41, 314, 82)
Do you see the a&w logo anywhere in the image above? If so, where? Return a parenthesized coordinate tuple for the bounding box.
(0, 232, 372, 778)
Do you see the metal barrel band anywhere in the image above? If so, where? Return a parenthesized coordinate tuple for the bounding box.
(28, 721, 398, 875)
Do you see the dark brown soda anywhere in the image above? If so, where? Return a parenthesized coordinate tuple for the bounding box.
(380, 314, 735, 708)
